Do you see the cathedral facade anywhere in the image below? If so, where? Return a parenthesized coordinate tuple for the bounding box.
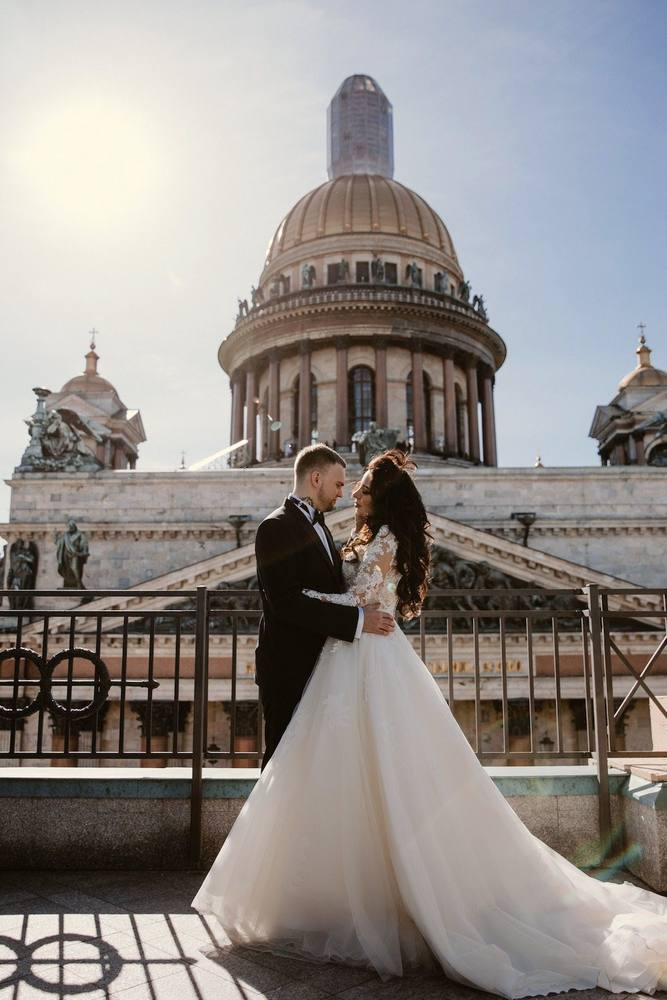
(1, 76, 665, 768)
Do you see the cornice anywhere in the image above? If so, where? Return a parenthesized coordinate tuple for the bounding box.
(0, 522, 245, 542)
(3, 517, 664, 545)
(219, 285, 505, 375)
(484, 522, 667, 540)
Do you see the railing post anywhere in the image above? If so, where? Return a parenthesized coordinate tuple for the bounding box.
(584, 584, 611, 855)
(189, 586, 208, 867)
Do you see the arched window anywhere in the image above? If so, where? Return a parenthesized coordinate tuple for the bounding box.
(455, 383, 467, 456)
(348, 366, 375, 436)
(406, 371, 433, 450)
(292, 373, 318, 443)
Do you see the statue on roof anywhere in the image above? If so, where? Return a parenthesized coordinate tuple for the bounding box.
(472, 294, 488, 321)
(301, 264, 316, 289)
(354, 422, 400, 467)
(15, 388, 102, 473)
(406, 262, 422, 287)
(371, 256, 385, 283)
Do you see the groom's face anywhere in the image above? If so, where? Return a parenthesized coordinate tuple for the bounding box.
(312, 462, 346, 512)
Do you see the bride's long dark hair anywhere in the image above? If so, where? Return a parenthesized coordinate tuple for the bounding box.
(343, 449, 431, 619)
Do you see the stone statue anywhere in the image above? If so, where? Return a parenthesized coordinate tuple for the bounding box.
(649, 446, 667, 467)
(458, 279, 471, 303)
(7, 539, 38, 610)
(355, 423, 401, 467)
(339, 259, 350, 282)
(434, 271, 450, 294)
(236, 297, 249, 319)
(371, 256, 385, 283)
(301, 263, 316, 289)
(405, 261, 422, 287)
(16, 388, 102, 473)
(56, 519, 89, 589)
(472, 293, 488, 321)
(250, 285, 264, 308)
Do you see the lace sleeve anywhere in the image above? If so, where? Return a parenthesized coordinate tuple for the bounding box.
(303, 527, 398, 608)
(302, 588, 358, 606)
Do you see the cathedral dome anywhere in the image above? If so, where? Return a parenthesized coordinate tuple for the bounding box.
(618, 336, 667, 391)
(58, 344, 127, 416)
(262, 174, 460, 277)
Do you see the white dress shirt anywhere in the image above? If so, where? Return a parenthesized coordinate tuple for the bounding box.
(288, 493, 364, 639)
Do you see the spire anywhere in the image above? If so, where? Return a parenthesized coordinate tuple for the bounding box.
(327, 75, 394, 180)
(635, 324, 652, 370)
(85, 328, 99, 375)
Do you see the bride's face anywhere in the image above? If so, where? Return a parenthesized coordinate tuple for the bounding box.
(352, 471, 373, 521)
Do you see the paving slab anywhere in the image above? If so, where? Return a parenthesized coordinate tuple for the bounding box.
(0, 870, 664, 1000)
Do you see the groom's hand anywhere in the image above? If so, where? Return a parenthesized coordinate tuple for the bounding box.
(362, 603, 395, 635)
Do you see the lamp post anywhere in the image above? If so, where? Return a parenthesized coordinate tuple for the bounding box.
(228, 514, 251, 549)
(510, 511, 537, 547)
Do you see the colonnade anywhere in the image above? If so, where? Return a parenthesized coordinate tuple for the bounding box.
(230, 340, 498, 467)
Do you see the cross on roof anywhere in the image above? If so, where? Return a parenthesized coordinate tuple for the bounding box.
(89, 328, 98, 351)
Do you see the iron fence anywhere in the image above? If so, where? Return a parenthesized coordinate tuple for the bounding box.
(0, 585, 665, 863)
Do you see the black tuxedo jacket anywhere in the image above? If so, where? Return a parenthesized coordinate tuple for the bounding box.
(254, 498, 358, 702)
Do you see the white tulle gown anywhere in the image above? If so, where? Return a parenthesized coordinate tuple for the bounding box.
(192, 526, 667, 997)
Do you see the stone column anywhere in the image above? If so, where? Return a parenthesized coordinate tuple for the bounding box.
(465, 362, 480, 462)
(298, 343, 312, 449)
(480, 368, 498, 467)
(335, 338, 349, 447)
(411, 343, 427, 451)
(267, 352, 280, 461)
(443, 355, 457, 456)
(375, 338, 388, 427)
(245, 368, 257, 464)
(230, 374, 245, 446)
(634, 434, 646, 465)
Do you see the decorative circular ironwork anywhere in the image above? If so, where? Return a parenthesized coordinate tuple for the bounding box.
(45, 647, 111, 720)
(0, 646, 111, 722)
(0, 647, 43, 719)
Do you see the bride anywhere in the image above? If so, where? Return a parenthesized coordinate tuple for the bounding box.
(192, 449, 667, 997)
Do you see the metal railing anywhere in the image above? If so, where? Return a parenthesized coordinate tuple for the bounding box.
(0, 585, 665, 864)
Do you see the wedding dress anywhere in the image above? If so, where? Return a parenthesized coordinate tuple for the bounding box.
(192, 526, 667, 997)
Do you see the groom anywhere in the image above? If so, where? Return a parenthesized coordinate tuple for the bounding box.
(254, 443, 395, 769)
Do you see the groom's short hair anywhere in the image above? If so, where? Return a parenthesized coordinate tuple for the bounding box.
(294, 444, 346, 481)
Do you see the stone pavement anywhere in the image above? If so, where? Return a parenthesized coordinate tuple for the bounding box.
(0, 869, 664, 1000)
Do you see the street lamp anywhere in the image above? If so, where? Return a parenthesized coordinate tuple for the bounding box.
(228, 514, 251, 549)
(510, 511, 537, 547)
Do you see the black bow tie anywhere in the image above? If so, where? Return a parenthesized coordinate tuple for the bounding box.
(288, 496, 325, 527)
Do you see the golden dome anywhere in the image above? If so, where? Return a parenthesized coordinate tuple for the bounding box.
(263, 174, 460, 270)
(618, 336, 667, 391)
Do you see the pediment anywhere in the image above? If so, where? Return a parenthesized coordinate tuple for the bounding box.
(26, 508, 664, 638)
(589, 404, 624, 439)
(47, 393, 110, 422)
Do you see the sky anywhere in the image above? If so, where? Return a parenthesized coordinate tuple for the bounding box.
(1, 0, 665, 523)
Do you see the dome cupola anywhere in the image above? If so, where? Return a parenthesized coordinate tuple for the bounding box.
(220, 77, 504, 471)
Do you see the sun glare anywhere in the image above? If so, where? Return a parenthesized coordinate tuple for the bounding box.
(12, 102, 161, 232)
